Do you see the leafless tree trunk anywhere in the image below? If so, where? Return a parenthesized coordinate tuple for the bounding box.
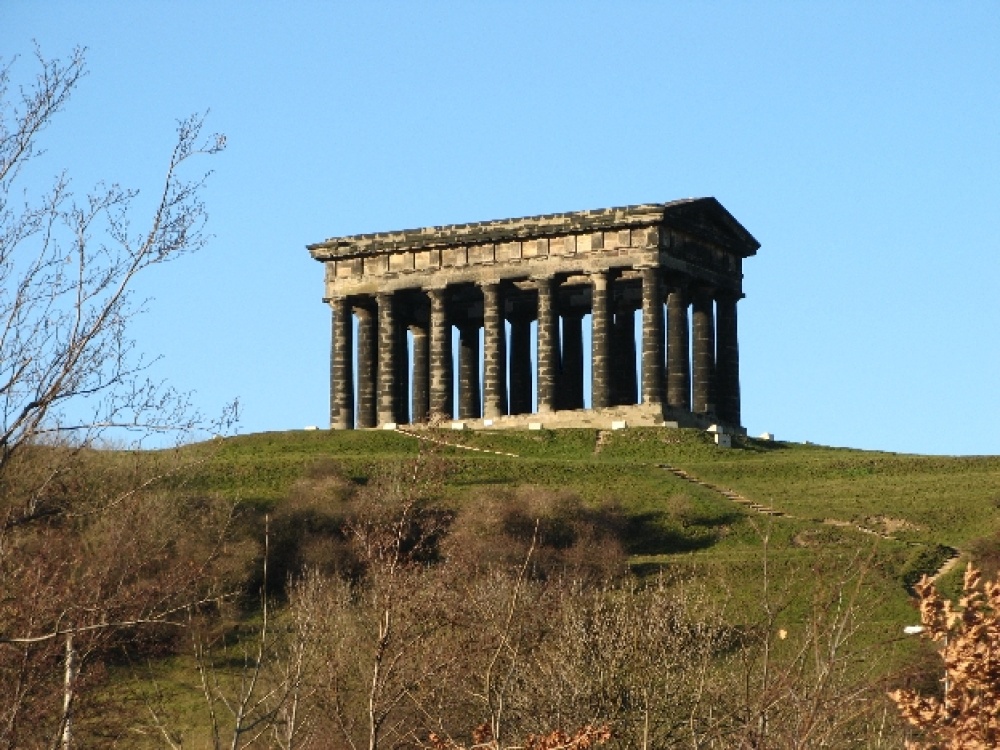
(0, 44, 232, 747)
(0, 44, 229, 515)
(59, 633, 77, 750)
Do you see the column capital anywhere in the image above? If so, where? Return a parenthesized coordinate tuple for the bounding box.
(714, 287, 745, 303)
(663, 272, 691, 291)
(590, 268, 609, 290)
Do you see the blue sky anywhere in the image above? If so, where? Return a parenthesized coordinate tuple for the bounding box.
(5, 2, 999, 455)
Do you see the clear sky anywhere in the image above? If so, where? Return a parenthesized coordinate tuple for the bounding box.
(5, 2, 999, 456)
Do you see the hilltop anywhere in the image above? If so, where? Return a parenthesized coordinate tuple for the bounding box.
(161, 425, 1000, 644)
(11, 426, 1000, 747)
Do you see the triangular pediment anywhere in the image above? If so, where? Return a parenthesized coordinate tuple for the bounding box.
(662, 197, 760, 257)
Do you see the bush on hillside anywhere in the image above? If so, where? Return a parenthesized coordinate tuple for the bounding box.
(891, 565, 1000, 748)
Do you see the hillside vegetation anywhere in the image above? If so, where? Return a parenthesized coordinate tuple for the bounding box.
(9, 427, 1000, 748)
(177, 426, 1000, 589)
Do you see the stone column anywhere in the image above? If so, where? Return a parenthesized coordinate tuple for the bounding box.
(458, 323, 480, 419)
(330, 297, 354, 429)
(641, 267, 665, 406)
(411, 323, 429, 423)
(666, 283, 691, 411)
(377, 292, 398, 426)
(395, 316, 410, 425)
(536, 277, 558, 413)
(429, 288, 452, 420)
(355, 303, 377, 428)
(482, 282, 507, 419)
(715, 292, 741, 426)
(591, 271, 611, 409)
(692, 288, 716, 415)
(560, 311, 584, 410)
(508, 314, 532, 415)
(613, 305, 637, 405)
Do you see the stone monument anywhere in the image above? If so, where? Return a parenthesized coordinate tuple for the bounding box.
(308, 197, 758, 432)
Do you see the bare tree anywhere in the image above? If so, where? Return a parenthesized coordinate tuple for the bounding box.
(0, 45, 233, 748)
(188, 517, 317, 750)
(0, 45, 228, 521)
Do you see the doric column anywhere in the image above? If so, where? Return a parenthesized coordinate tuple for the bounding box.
(715, 292, 741, 426)
(692, 288, 716, 415)
(330, 297, 354, 429)
(508, 315, 532, 415)
(666, 283, 691, 411)
(560, 311, 584, 410)
(613, 305, 637, 406)
(591, 271, 611, 409)
(411, 323, 429, 423)
(377, 292, 398, 425)
(536, 277, 558, 413)
(395, 316, 410, 424)
(482, 282, 507, 419)
(641, 267, 664, 406)
(429, 288, 452, 420)
(356, 303, 377, 428)
(458, 323, 480, 419)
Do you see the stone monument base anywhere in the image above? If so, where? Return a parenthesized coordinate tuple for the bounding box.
(395, 403, 745, 435)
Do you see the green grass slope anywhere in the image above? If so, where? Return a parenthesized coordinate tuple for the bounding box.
(171, 426, 1000, 598)
(113, 426, 1000, 745)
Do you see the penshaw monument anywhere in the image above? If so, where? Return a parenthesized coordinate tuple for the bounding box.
(308, 198, 758, 433)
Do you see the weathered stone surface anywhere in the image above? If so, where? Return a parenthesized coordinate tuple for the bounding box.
(715, 292, 740, 426)
(692, 288, 716, 415)
(482, 282, 507, 419)
(590, 270, 610, 409)
(560, 312, 584, 410)
(612, 304, 638, 406)
(330, 298, 354, 429)
(376, 293, 397, 426)
(355, 305, 377, 428)
(536, 277, 558, 413)
(310, 198, 757, 431)
(411, 324, 429, 423)
(641, 267, 664, 406)
(458, 323, 480, 420)
(508, 315, 532, 415)
(428, 288, 452, 418)
(666, 284, 691, 412)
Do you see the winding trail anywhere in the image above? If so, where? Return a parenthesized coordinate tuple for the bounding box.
(658, 464, 786, 517)
(393, 426, 520, 457)
(388, 428, 960, 582)
(657, 463, 961, 581)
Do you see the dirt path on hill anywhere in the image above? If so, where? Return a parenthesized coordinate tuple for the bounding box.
(657, 463, 960, 581)
(388, 430, 960, 582)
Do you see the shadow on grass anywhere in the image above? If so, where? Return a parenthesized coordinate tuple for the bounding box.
(734, 437, 795, 453)
(625, 509, 742, 555)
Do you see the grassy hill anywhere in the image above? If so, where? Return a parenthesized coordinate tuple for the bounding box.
(176, 425, 1000, 560)
(164, 426, 1000, 627)
(99, 427, 1000, 746)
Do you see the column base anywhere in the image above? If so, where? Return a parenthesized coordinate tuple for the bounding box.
(387, 402, 744, 433)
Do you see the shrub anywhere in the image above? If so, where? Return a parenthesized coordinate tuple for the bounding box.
(441, 487, 627, 581)
(890, 564, 1000, 748)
